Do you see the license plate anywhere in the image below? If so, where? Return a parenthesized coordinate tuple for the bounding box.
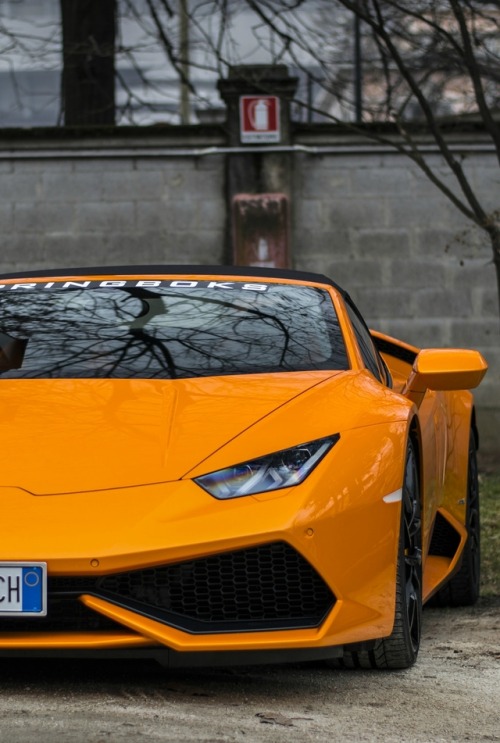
(0, 562, 47, 616)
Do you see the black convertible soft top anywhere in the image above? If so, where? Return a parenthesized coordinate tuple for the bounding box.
(0, 265, 347, 297)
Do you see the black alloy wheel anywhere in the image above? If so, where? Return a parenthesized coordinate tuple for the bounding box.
(400, 439, 423, 659)
(328, 439, 422, 670)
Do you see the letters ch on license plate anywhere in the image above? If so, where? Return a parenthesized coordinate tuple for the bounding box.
(0, 562, 47, 616)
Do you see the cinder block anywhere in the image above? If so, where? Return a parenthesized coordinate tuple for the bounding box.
(42, 171, 103, 202)
(389, 260, 446, 288)
(413, 288, 473, 318)
(322, 154, 385, 170)
(295, 229, 355, 261)
(293, 254, 334, 275)
(388, 196, 453, 229)
(355, 288, 415, 319)
(408, 155, 465, 198)
(449, 319, 499, 349)
(413, 228, 456, 258)
(0, 234, 44, 264)
(135, 202, 163, 232)
(293, 199, 325, 230)
(14, 202, 75, 233)
(102, 171, 163, 201)
(477, 289, 499, 318)
(322, 259, 385, 288)
(181, 167, 223, 198)
(355, 229, 410, 259)
(0, 204, 13, 231)
(0, 175, 39, 201)
(0, 262, 26, 274)
(433, 228, 492, 261)
(43, 233, 107, 265)
(196, 198, 225, 231)
(76, 202, 135, 232)
(351, 167, 411, 196)
(14, 159, 72, 175)
(162, 171, 188, 198)
(474, 379, 500, 409)
(156, 232, 223, 264)
(194, 155, 225, 172)
(159, 200, 198, 231)
(300, 168, 352, 199)
(476, 407, 500, 449)
(377, 318, 452, 348)
(470, 167, 500, 212)
(95, 234, 153, 265)
(74, 159, 132, 173)
(135, 161, 166, 174)
(327, 198, 387, 230)
(450, 261, 496, 292)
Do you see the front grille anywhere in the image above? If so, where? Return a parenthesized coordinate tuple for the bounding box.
(0, 543, 335, 635)
(94, 542, 335, 632)
(0, 597, 122, 633)
(48, 542, 335, 634)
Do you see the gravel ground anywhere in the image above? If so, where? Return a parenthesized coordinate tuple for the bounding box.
(0, 599, 498, 743)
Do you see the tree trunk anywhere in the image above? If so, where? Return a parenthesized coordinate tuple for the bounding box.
(61, 0, 116, 126)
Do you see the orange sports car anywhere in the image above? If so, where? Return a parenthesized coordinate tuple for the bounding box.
(0, 266, 487, 669)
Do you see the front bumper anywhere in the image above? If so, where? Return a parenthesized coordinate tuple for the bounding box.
(0, 422, 406, 657)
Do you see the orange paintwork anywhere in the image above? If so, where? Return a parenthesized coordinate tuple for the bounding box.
(403, 348, 488, 406)
(0, 269, 488, 655)
(0, 373, 337, 494)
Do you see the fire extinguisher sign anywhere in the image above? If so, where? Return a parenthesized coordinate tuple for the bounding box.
(239, 96, 281, 144)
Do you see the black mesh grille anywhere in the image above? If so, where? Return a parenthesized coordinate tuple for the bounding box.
(0, 597, 123, 633)
(94, 542, 335, 632)
(0, 543, 335, 635)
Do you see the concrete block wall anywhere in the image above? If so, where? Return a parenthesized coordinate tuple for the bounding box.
(0, 151, 226, 272)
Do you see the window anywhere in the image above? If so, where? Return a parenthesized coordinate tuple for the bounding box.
(344, 300, 390, 385)
(0, 282, 349, 379)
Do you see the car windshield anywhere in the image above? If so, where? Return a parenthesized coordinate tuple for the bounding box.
(0, 281, 349, 379)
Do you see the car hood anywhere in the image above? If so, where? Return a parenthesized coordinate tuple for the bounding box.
(0, 373, 340, 494)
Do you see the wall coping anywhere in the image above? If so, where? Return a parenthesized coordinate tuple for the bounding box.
(0, 120, 496, 158)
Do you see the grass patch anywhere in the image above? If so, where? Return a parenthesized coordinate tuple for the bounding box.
(480, 473, 500, 597)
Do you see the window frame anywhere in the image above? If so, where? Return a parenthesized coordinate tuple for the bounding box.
(344, 298, 392, 387)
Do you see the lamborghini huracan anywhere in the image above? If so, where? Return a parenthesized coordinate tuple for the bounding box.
(0, 266, 487, 669)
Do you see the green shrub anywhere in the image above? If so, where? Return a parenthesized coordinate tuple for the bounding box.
(480, 474, 500, 597)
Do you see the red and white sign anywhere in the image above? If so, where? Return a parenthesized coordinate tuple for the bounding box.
(240, 96, 280, 144)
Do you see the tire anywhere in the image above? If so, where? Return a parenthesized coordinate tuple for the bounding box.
(329, 439, 422, 670)
(430, 432, 480, 607)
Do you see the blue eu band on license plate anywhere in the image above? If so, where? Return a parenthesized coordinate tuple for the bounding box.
(0, 563, 47, 616)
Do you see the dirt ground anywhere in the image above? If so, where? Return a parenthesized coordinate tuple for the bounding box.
(0, 599, 498, 743)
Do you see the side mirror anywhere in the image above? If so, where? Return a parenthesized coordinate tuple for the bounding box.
(402, 348, 488, 407)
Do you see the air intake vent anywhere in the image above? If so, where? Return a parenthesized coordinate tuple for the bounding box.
(0, 597, 122, 633)
(429, 512, 462, 558)
(95, 541, 335, 633)
(2, 543, 335, 635)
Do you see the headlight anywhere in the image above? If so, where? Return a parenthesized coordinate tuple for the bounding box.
(195, 434, 339, 499)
